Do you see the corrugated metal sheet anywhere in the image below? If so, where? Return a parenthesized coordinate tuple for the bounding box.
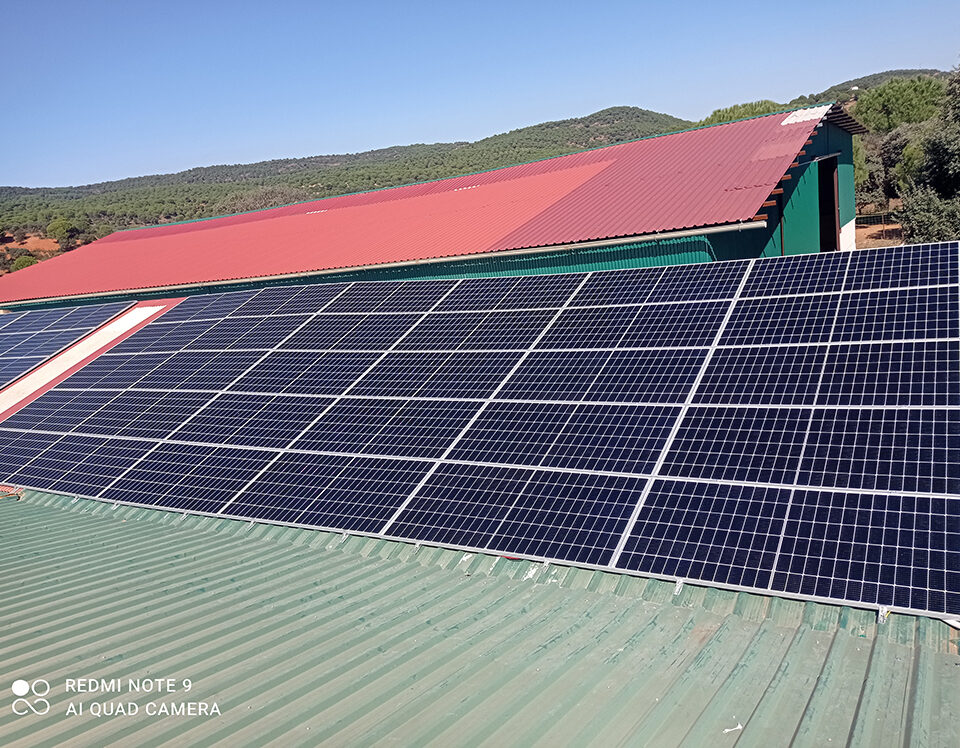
(0, 108, 837, 305)
(1, 490, 957, 747)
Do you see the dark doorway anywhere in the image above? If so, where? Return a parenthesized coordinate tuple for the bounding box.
(818, 157, 840, 252)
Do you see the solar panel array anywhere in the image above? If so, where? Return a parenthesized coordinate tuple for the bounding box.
(0, 302, 131, 388)
(0, 243, 957, 617)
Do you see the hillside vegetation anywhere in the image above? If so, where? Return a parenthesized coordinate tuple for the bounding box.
(0, 67, 952, 271)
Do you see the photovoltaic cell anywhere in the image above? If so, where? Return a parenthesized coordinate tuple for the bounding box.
(292, 397, 481, 459)
(103, 443, 277, 514)
(568, 266, 665, 308)
(224, 453, 435, 533)
(832, 286, 959, 342)
(797, 408, 960, 495)
(645, 259, 749, 303)
(771, 489, 960, 614)
(617, 480, 792, 588)
(386, 463, 533, 549)
(229, 283, 348, 317)
(721, 294, 840, 346)
(695, 345, 827, 405)
(390, 464, 647, 566)
(485, 471, 647, 565)
(660, 406, 813, 484)
(619, 301, 728, 348)
(817, 341, 960, 407)
(843, 242, 958, 292)
(741, 250, 848, 298)
(0, 300, 131, 387)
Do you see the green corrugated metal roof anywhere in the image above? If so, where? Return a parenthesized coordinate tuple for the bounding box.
(1, 490, 958, 747)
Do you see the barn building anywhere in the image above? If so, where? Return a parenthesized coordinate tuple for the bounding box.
(0, 104, 864, 310)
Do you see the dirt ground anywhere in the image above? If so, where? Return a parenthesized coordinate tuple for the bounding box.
(0, 233, 61, 258)
(856, 222, 903, 249)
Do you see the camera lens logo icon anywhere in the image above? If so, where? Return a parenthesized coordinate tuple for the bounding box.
(12, 679, 50, 716)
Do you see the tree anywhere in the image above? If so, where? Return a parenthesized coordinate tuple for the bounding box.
(212, 185, 314, 215)
(897, 67, 960, 242)
(10, 255, 38, 271)
(698, 101, 782, 126)
(853, 76, 946, 133)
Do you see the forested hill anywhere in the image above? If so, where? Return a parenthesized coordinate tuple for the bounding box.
(0, 67, 948, 257)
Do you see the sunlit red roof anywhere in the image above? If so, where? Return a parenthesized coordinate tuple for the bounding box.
(0, 106, 840, 304)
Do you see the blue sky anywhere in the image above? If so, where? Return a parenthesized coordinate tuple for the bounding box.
(2, 0, 957, 187)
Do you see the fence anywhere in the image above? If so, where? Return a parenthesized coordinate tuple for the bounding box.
(855, 212, 896, 228)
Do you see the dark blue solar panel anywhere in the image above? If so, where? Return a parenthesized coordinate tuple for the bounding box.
(60, 352, 173, 389)
(388, 464, 647, 566)
(616, 480, 792, 587)
(184, 314, 311, 350)
(445, 402, 576, 467)
(110, 319, 215, 353)
(432, 276, 520, 312)
(645, 259, 750, 303)
(484, 471, 646, 565)
(741, 250, 848, 298)
(352, 351, 523, 399)
(293, 398, 481, 459)
(45, 438, 157, 497)
(661, 406, 813, 484)
(832, 286, 959, 342)
(0, 309, 72, 335)
(229, 283, 348, 317)
(0, 357, 44, 387)
(844, 243, 958, 292)
(538, 404, 679, 474)
(398, 310, 555, 350)
(367, 280, 457, 312)
(492, 273, 584, 309)
(0, 311, 26, 333)
(497, 350, 611, 401)
(224, 453, 434, 533)
(695, 346, 827, 405)
(585, 349, 708, 403)
(385, 463, 532, 549)
(319, 281, 414, 314)
(3, 330, 88, 358)
(537, 307, 641, 349)
(771, 489, 960, 614)
(102, 443, 277, 514)
(137, 350, 263, 390)
(230, 350, 380, 395)
(797, 408, 960, 495)
(47, 301, 130, 331)
(326, 314, 421, 350)
(619, 301, 729, 348)
(1, 391, 121, 433)
(174, 393, 333, 449)
(568, 266, 665, 308)
(156, 290, 257, 322)
(8, 434, 112, 487)
(722, 294, 840, 346)
(818, 341, 960, 406)
(0, 430, 64, 479)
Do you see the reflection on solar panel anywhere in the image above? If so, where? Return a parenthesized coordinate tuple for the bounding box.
(1, 242, 959, 618)
(0, 301, 131, 388)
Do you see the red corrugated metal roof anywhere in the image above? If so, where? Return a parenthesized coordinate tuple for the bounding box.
(0, 107, 836, 304)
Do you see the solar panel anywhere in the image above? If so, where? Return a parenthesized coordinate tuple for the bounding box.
(2, 242, 960, 619)
(0, 301, 131, 387)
